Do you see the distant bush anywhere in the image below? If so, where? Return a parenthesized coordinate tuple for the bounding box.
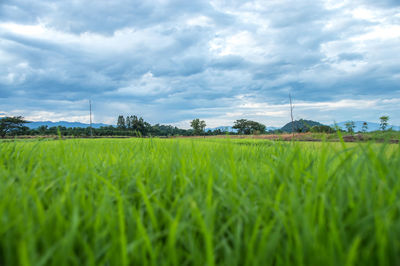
(310, 125, 335, 133)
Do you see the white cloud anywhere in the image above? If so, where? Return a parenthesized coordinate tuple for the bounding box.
(111, 72, 172, 96)
(187, 16, 213, 27)
(209, 31, 267, 63)
(4, 110, 90, 123)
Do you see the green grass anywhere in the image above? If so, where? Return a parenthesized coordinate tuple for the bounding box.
(0, 138, 399, 266)
(362, 130, 400, 141)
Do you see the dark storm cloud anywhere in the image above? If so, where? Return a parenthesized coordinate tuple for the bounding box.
(0, 0, 399, 126)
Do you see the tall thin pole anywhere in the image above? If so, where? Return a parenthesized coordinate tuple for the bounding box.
(89, 100, 93, 137)
(289, 93, 294, 139)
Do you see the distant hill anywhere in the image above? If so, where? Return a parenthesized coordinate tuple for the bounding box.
(334, 121, 400, 132)
(26, 121, 110, 129)
(281, 120, 323, 133)
(267, 126, 279, 131)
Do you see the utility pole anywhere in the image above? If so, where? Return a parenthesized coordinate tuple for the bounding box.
(289, 93, 294, 139)
(89, 100, 93, 137)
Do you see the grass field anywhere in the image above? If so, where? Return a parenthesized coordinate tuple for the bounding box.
(1, 138, 400, 265)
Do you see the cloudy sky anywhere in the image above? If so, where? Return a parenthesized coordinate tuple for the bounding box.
(0, 0, 399, 128)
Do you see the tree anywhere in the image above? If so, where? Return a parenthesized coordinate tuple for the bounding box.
(121, 115, 151, 136)
(117, 115, 126, 129)
(362, 122, 368, 133)
(0, 116, 29, 138)
(379, 116, 389, 131)
(344, 121, 355, 134)
(233, 119, 266, 135)
(200, 120, 206, 133)
(38, 125, 48, 135)
(126, 115, 132, 129)
(190, 119, 206, 135)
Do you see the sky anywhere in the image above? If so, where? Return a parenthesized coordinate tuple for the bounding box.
(0, 0, 399, 128)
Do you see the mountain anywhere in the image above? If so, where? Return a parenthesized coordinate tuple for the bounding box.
(26, 121, 110, 129)
(333, 121, 400, 132)
(266, 126, 279, 131)
(281, 119, 323, 133)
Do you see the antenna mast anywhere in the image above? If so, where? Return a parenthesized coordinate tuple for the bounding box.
(289, 93, 294, 139)
(89, 100, 93, 137)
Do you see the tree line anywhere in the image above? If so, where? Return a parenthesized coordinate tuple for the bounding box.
(342, 116, 390, 134)
(0, 115, 394, 138)
(0, 115, 268, 137)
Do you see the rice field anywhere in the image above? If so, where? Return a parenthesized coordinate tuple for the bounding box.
(0, 138, 399, 265)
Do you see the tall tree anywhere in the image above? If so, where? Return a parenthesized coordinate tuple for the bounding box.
(190, 119, 206, 135)
(379, 116, 389, 131)
(117, 115, 126, 129)
(289, 93, 295, 138)
(199, 120, 206, 134)
(362, 122, 368, 133)
(0, 116, 29, 138)
(126, 116, 132, 129)
(344, 121, 355, 134)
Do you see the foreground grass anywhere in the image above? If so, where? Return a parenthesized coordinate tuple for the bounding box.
(0, 138, 399, 266)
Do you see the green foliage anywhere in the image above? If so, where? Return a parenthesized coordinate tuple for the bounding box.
(150, 124, 190, 136)
(362, 122, 368, 133)
(380, 116, 389, 131)
(117, 115, 126, 129)
(0, 116, 29, 137)
(232, 119, 266, 134)
(362, 130, 400, 141)
(345, 121, 356, 134)
(125, 115, 151, 136)
(1, 139, 400, 265)
(281, 119, 322, 133)
(19, 124, 192, 137)
(190, 118, 206, 135)
(310, 125, 335, 133)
